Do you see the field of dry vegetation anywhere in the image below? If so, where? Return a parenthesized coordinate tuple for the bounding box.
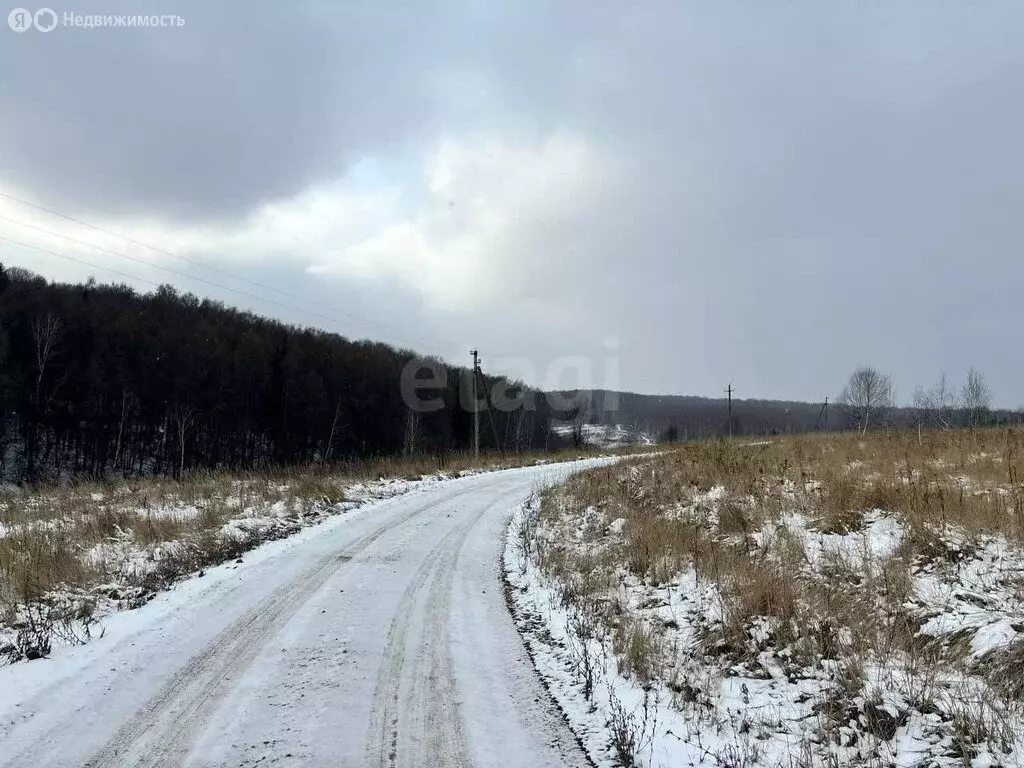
(0, 447, 624, 664)
(527, 430, 1024, 766)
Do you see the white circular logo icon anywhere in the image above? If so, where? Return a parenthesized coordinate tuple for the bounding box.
(34, 7, 56, 31)
(8, 7, 32, 32)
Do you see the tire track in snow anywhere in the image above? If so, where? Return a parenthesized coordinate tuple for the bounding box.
(364, 536, 445, 768)
(364, 494, 500, 768)
(414, 531, 471, 767)
(78, 485, 479, 768)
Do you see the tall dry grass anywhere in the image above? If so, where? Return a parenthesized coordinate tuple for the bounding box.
(533, 428, 1024, 760)
(1, 444, 650, 660)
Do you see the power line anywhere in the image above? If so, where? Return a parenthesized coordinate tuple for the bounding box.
(0, 234, 528, 384)
(0, 190, 358, 316)
(0, 215, 454, 350)
(0, 190, 554, 363)
(0, 233, 390, 335)
(0, 236, 164, 289)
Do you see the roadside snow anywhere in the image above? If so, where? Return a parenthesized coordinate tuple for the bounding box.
(506, 496, 1024, 768)
(0, 462, 610, 768)
(0, 467, 493, 661)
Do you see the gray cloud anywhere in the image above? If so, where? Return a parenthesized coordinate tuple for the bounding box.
(1, 1, 466, 220)
(2, 1, 1023, 404)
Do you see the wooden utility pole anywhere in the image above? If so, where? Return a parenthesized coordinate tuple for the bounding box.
(471, 349, 480, 458)
(726, 383, 734, 438)
(475, 359, 503, 457)
(815, 397, 829, 432)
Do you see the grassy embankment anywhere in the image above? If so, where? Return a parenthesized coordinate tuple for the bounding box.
(530, 430, 1024, 765)
(0, 444, 649, 661)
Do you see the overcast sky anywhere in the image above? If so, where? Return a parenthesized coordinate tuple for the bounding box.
(2, 1, 1022, 405)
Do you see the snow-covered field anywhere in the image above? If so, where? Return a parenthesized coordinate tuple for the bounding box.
(0, 459, 614, 767)
(504, 432, 1024, 767)
(550, 422, 653, 449)
(0, 459, 563, 662)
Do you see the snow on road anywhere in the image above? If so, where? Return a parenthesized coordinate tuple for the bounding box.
(0, 461, 608, 768)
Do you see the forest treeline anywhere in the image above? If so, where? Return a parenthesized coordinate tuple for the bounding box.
(0, 265, 566, 483)
(4, 266, 1018, 484)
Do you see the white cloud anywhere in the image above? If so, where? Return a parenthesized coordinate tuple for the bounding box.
(308, 132, 614, 310)
(1, 132, 613, 315)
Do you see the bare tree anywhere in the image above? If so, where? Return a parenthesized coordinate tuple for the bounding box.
(839, 366, 894, 433)
(26, 314, 63, 479)
(402, 407, 418, 457)
(961, 368, 992, 428)
(570, 395, 592, 449)
(323, 397, 343, 462)
(913, 372, 959, 433)
(172, 403, 197, 477)
(31, 314, 62, 408)
(113, 386, 138, 470)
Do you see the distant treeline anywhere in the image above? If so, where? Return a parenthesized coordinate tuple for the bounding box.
(580, 390, 826, 439)
(580, 385, 1022, 442)
(555, 389, 829, 441)
(0, 265, 567, 483)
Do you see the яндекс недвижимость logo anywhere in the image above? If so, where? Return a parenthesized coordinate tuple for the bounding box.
(8, 7, 57, 32)
(8, 7, 184, 31)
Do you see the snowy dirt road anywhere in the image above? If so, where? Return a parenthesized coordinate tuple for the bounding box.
(0, 462, 604, 768)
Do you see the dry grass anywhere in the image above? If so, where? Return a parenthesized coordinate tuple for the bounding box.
(0, 445, 651, 661)
(533, 428, 1024, 763)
